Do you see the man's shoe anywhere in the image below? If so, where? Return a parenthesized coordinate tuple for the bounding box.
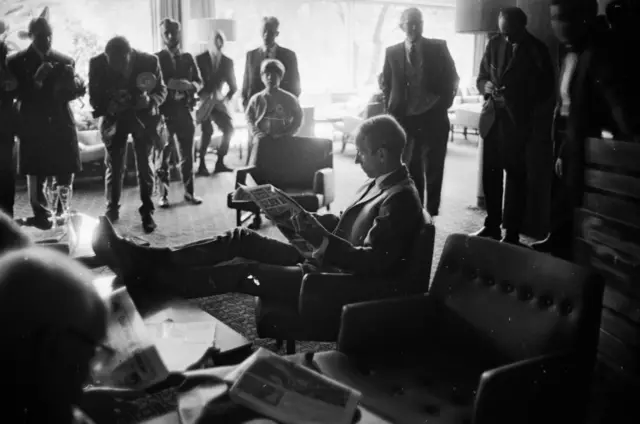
(214, 161, 233, 173)
(248, 214, 262, 230)
(501, 232, 523, 246)
(141, 214, 157, 233)
(92, 216, 123, 269)
(105, 209, 119, 222)
(470, 226, 501, 240)
(531, 235, 553, 252)
(158, 197, 170, 209)
(196, 165, 210, 177)
(184, 193, 203, 205)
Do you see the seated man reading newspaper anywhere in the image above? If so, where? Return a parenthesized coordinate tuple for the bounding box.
(92, 114, 425, 303)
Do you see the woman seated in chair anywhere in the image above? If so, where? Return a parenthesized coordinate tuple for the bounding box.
(245, 59, 303, 142)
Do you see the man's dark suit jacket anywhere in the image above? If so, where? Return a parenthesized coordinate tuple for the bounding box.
(88, 50, 167, 149)
(8, 46, 83, 176)
(155, 49, 202, 114)
(315, 165, 424, 276)
(476, 32, 554, 140)
(382, 37, 459, 118)
(556, 30, 640, 205)
(241, 45, 301, 108)
(195, 51, 237, 100)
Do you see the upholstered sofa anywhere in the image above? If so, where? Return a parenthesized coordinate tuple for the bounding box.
(302, 234, 604, 424)
(449, 80, 483, 141)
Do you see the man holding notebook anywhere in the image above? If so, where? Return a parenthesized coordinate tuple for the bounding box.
(92, 115, 425, 303)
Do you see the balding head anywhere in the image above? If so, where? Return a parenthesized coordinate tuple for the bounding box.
(354, 115, 406, 178)
(400, 8, 423, 42)
(261, 16, 280, 47)
(0, 210, 32, 254)
(0, 248, 108, 418)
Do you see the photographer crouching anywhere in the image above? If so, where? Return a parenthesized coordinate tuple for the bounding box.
(88, 36, 167, 233)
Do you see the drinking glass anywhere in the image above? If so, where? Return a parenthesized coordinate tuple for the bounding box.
(43, 177, 59, 229)
(57, 184, 73, 222)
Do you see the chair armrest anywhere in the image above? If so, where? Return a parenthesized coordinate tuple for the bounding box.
(474, 350, 594, 424)
(336, 294, 440, 355)
(234, 165, 257, 188)
(313, 167, 335, 206)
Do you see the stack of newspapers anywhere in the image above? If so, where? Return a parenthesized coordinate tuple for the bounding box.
(224, 349, 361, 424)
(90, 288, 169, 390)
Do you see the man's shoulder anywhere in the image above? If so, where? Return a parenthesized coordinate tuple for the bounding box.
(386, 42, 404, 53)
(50, 50, 73, 64)
(221, 54, 234, 65)
(135, 50, 159, 64)
(89, 53, 107, 66)
(277, 45, 296, 57)
(195, 51, 209, 61)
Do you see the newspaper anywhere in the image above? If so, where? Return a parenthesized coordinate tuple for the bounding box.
(91, 287, 169, 390)
(233, 184, 323, 256)
(226, 348, 361, 424)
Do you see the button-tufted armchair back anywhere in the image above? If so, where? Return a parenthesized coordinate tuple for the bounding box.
(429, 234, 604, 363)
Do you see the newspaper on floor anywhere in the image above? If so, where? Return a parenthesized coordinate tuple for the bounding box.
(226, 348, 362, 424)
(91, 287, 169, 390)
(232, 184, 322, 257)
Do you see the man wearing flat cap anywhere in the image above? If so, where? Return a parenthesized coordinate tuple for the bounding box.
(8, 12, 86, 229)
(155, 18, 204, 208)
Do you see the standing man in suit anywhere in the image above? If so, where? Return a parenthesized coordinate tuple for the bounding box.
(8, 16, 85, 228)
(531, 0, 640, 257)
(88, 36, 167, 233)
(0, 39, 17, 217)
(92, 115, 425, 305)
(382, 8, 459, 217)
(242, 16, 301, 109)
(195, 30, 237, 175)
(471, 8, 554, 244)
(155, 18, 203, 208)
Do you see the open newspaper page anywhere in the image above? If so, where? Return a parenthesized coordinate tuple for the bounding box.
(91, 288, 169, 390)
(227, 348, 362, 424)
(233, 184, 322, 256)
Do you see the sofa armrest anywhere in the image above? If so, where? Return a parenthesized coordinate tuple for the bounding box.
(336, 294, 441, 356)
(474, 350, 593, 424)
(313, 167, 335, 206)
(234, 165, 257, 188)
(298, 272, 413, 340)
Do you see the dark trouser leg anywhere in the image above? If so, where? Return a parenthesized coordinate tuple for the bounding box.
(28, 175, 50, 220)
(423, 114, 450, 216)
(407, 140, 427, 207)
(174, 115, 196, 194)
(158, 133, 175, 200)
(482, 131, 504, 230)
(168, 227, 302, 267)
(199, 118, 213, 169)
(503, 164, 527, 235)
(105, 136, 129, 215)
(211, 106, 234, 160)
(0, 135, 15, 217)
(132, 136, 156, 216)
(156, 262, 304, 302)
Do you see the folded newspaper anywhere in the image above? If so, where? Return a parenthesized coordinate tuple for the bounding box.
(91, 288, 169, 390)
(233, 184, 324, 257)
(225, 348, 362, 424)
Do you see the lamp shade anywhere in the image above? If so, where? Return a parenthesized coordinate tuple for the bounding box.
(455, 0, 516, 33)
(189, 18, 237, 43)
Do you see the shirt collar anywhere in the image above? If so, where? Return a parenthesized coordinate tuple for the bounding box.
(374, 170, 396, 188)
(31, 44, 48, 60)
(167, 47, 181, 56)
(262, 44, 278, 54)
(404, 37, 421, 51)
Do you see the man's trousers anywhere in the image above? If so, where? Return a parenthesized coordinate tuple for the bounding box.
(398, 110, 450, 216)
(158, 108, 195, 197)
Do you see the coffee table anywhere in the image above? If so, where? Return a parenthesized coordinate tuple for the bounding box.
(93, 275, 253, 374)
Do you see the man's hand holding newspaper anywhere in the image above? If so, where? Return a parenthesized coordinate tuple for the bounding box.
(233, 184, 330, 257)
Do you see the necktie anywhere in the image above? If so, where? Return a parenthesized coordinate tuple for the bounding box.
(409, 43, 417, 66)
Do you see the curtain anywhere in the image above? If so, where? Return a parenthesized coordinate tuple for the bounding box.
(150, 0, 183, 50)
(472, 33, 488, 78)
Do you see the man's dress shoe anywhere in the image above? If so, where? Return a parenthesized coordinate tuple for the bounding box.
(184, 193, 203, 205)
(470, 226, 501, 240)
(141, 214, 157, 233)
(158, 197, 170, 208)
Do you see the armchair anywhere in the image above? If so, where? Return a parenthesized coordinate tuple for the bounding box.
(254, 210, 435, 353)
(226, 136, 335, 227)
(305, 234, 604, 424)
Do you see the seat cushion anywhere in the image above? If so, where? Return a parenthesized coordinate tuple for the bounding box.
(311, 351, 480, 424)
